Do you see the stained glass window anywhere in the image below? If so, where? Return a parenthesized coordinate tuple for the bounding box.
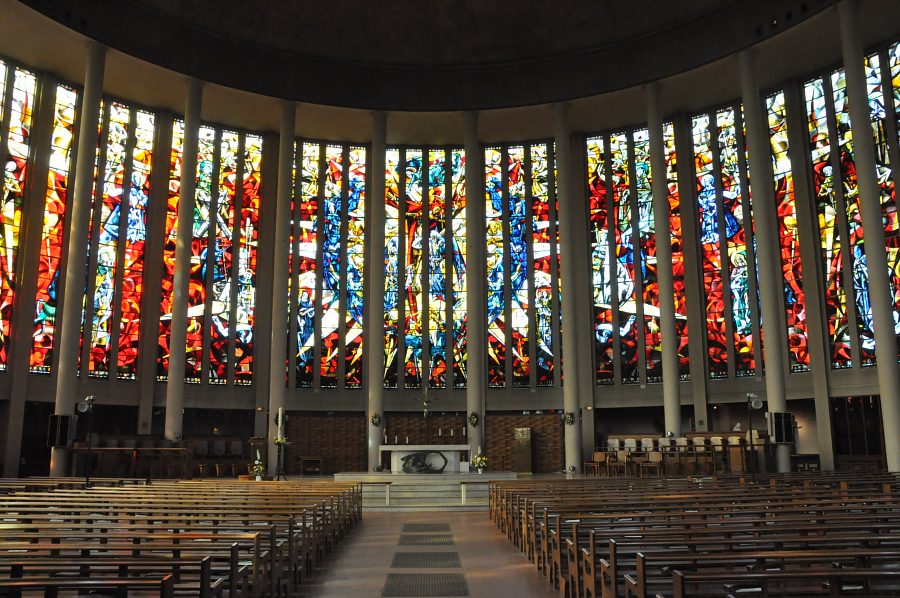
(288, 141, 366, 390)
(663, 123, 691, 380)
(587, 137, 614, 384)
(588, 127, 687, 385)
(31, 84, 78, 374)
(83, 102, 156, 379)
(0, 66, 37, 370)
(158, 124, 262, 385)
(486, 142, 559, 389)
(345, 147, 366, 388)
(692, 106, 760, 379)
(805, 68, 884, 369)
(234, 135, 262, 385)
(485, 147, 505, 387)
(767, 91, 810, 373)
(157, 120, 185, 380)
(382, 147, 466, 389)
(116, 109, 154, 379)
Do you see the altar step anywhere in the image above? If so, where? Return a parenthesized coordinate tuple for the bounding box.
(334, 471, 517, 511)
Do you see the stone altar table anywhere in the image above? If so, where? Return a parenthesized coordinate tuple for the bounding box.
(379, 444, 471, 474)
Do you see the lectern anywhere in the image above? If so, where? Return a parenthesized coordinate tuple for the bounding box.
(513, 427, 532, 473)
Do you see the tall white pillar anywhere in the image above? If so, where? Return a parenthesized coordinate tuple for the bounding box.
(839, 0, 900, 472)
(367, 111, 387, 471)
(464, 112, 485, 455)
(164, 78, 203, 442)
(646, 83, 683, 437)
(267, 101, 295, 474)
(554, 102, 583, 474)
(739, 50, 791, 473)
(50, 42, 106, 477)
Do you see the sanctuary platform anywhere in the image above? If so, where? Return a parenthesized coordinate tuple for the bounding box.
(334, 471, 518, 511)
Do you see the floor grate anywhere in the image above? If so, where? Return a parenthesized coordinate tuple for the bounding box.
(402, 523, 451, 533)
(391, 551, 461, 568)
(398, 534, 454, 546)
(382, 573, 469, 597)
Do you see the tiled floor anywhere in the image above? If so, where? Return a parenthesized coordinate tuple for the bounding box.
(298, 511, 556, 597)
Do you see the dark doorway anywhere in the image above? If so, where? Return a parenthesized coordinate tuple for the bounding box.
(831, 396, 886, 471)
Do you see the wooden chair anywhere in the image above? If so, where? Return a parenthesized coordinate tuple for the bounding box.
(583, 452, 606, 477)
(639, 451, 664, 477)
(606, 450, 629, 477)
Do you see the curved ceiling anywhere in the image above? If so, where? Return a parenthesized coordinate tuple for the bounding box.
(20, 0, 834, 110)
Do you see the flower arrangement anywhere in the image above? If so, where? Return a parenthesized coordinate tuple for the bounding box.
(370, 413, 382, 427)
(562, 411, 576, 426)
(471, 453, 488, 472)
(273, 436, 288, 446)
(467, 412, 480, 428)
(249, 449, 265, 477)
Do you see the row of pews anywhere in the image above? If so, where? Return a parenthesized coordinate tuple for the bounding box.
(490, 472, 900, 597)
(0, 477, 361, 596)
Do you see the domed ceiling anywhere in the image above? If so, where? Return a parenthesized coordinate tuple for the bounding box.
(132, 0, 728, 67)
(21, 0, 833, 110)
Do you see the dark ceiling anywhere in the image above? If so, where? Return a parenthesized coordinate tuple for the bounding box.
(19, 0, 834, 111)
(132, 0, 728, 67)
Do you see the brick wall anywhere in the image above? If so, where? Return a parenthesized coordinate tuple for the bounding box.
(383, 413, 468, 446)
(284, 412, 366, 474)
(484, 413, 564, 473)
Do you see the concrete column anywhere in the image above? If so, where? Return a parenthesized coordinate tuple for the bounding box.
(50, 42, 106, 477)
(367, 111, 387, 471)
(3, 73, 58, 476)
(137, 112, 174, 435)
(646, 83, 682, 437)
(673, 114, 710, 431)
(554, 103, 583, 473)
(464, 112, 486, 455)
(784, 81, 835, 471)
(839, 0, 900, 472)
(267, 102, 295, 474)
(739, 50, 791, 473)
(164, 78, 203, 442)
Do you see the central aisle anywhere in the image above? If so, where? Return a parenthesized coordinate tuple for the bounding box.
(298, 511, 556, 597)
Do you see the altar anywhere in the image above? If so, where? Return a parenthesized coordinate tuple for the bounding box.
(379, 444, 471, 474)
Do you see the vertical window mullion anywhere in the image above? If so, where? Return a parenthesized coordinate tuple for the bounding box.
(82, 104, 111, 377)
(501, 146, 512, 388)
(313, 141, 326, 390)
(524, 144, 537, 390)
(398, 148, 408, 391)
(603, 136, 621, 385)
(288, 142, 301, 390)
(734, 106, 764, 377)
(823, 75, 863, 368)
(548, 141, 561, 388)
(422, 147, 431, 388)
(444, 148, 454, 390)
(226, 134, 245, 385)
(627, 133, 647, 386)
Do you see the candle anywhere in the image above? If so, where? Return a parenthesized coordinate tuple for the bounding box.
(439, 428, 442, 436)
(463, 426, 467, 437)
(405, 436, 409, 444)
(451, 429, 454, 437)
(394, 435, 398, 444)
(276, 407, 283, 438)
